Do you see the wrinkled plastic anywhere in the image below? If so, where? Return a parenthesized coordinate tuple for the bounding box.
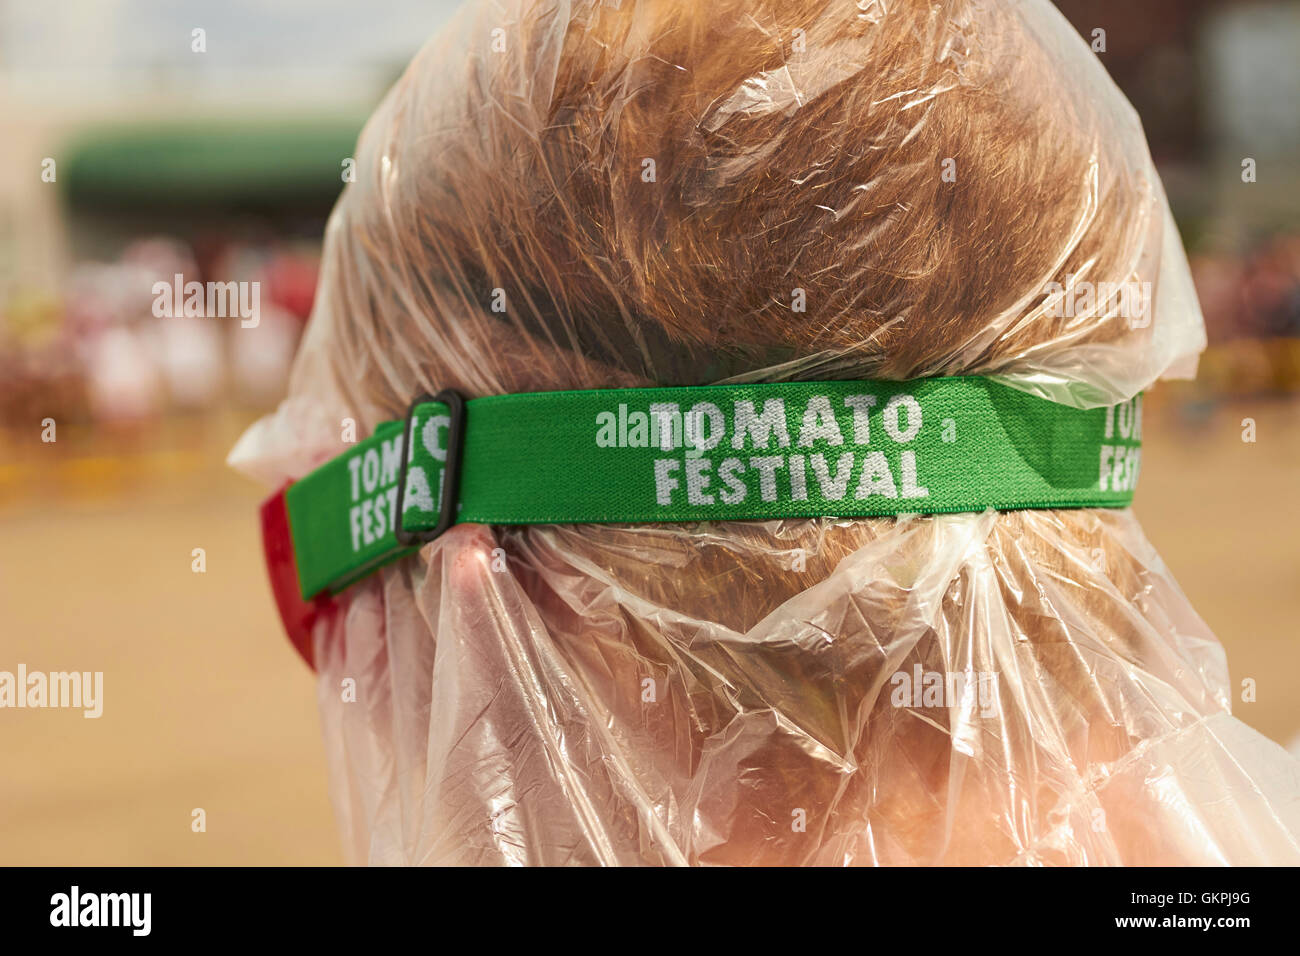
(230, 0, 1300, 864)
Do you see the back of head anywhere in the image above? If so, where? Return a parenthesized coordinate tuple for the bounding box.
(234, 0, 1300, 865)
(292, 0, 1201, 414)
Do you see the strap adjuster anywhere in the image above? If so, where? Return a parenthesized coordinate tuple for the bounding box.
(394, 389, 466, 546)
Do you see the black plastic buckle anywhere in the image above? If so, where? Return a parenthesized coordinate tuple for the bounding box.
(394, 389, 466, 547)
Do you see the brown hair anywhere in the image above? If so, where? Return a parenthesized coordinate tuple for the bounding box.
(313, 0, 1165, 420)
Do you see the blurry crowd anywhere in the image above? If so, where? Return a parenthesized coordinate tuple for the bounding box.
(0, 237, 317, 431)
(1190, 231, 1300, 395)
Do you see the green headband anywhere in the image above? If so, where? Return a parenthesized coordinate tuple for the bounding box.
(278, 377, 1142, 600)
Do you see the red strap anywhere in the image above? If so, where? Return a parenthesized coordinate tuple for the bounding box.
(260, 484, 335, 670)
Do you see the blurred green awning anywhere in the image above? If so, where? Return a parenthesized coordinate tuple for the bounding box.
(61, 118, 366, 213)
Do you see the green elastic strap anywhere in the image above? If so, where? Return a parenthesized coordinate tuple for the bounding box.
(284, 377, 1144, 600)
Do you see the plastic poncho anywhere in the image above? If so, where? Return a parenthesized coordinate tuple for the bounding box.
(230, 0, 1300, 865)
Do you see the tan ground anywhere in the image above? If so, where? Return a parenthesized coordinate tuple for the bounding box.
(0, 397, 1297, 865)
(0, 413, 342, 865)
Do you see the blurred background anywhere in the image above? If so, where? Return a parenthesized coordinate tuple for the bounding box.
(1, 0, 1298, 864)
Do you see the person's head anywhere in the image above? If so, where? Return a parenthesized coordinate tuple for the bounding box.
(296, 0, 1199, 415)
(242, 0, 1247, 864)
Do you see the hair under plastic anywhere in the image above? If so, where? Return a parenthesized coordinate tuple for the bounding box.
(231, 0, 1300, 864)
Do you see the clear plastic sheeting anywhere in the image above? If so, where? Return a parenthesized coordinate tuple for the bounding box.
(230, 0, 1300, 865)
